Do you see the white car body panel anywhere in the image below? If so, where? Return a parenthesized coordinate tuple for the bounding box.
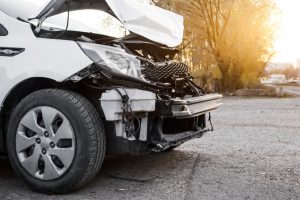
(0, 11, 93, 106)
(106, 0, 184, 47)
(0, 0, 46, 19)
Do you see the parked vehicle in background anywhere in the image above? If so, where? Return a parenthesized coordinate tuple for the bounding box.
(261, 74, 288, 85)
(0, 0, 222, 193)
(288, 78, 300, 85)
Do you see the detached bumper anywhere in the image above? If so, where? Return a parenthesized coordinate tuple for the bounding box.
(172, 94, 223, 118)
(156, 94, 223, 118)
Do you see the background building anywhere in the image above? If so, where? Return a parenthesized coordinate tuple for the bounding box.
(265, 62, 294, 72)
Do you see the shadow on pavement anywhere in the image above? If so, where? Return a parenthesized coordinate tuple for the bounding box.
(0, 158, 15, 178)
(0, 149, 210, 199)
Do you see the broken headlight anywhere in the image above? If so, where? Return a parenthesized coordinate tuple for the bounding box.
(78, 42, 143, 79)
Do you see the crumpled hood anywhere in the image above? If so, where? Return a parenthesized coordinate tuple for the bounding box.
(106, 0, 184, 47)
(33, 0, 184, 47)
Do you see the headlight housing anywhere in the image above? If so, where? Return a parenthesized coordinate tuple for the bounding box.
(78, 42, 143, 79)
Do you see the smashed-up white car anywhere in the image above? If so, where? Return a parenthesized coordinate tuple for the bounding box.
(0, 0, 222, 193)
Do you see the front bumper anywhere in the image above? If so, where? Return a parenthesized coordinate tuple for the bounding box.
(173, 94, 223, 118)
(155, 94, 223, 118)
(101, 89, 222, 149)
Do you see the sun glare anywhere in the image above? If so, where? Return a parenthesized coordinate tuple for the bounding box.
(273, 0, 300, 65)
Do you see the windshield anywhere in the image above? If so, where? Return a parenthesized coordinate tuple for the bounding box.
(43, 9, 128, 38)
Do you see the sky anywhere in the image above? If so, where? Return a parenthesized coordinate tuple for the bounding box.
(273, 0, 300, 65)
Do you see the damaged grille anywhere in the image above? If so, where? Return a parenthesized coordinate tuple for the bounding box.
(142, 62, 189, 82)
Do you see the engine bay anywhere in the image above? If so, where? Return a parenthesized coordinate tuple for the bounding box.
(37, 29, 204, 99)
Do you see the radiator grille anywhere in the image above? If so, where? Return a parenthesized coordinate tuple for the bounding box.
(142, 62, 189, 82)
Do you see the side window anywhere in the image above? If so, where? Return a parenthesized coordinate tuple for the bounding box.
(0, 24, 8, 36)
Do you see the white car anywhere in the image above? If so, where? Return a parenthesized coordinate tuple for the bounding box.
(0, 0, 222, 193)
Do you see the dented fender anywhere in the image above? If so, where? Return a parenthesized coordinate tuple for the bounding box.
(0, 11, 93, 106)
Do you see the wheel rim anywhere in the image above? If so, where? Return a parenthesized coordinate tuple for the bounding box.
(16, 106, 76, 181)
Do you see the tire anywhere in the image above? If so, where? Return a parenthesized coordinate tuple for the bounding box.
(6, 89, 106, 194)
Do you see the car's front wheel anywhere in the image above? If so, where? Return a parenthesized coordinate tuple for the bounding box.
(6, 89, 106, 193)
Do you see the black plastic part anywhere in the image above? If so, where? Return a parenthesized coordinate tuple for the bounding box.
(162, 115, 206, 135)
(148, 117, 164, 143)
(142, 62, 188, 82)
(156, 128, 210, 152)
(0, 24, 8, 36)
(102, 70, 171, 93)
(105, 114, 207, 155)
(105, 122, 152, 155)
(0, 47, 25, 57)
(154, 100, 173, 116)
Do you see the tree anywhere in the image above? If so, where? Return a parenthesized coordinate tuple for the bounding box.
(158, 0, 276, 92)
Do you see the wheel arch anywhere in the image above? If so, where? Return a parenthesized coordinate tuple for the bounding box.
(0, 77, 106, 153)
(0, 77, 57, 153)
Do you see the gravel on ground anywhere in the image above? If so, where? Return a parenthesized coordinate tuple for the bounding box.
(0, 97, 299, 200)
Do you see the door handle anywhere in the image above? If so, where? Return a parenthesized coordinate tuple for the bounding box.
(0, 47, 25, 56)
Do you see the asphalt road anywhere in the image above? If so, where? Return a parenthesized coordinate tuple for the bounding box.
(282, 85, 300, 96)
(1, 97, 300, 200)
